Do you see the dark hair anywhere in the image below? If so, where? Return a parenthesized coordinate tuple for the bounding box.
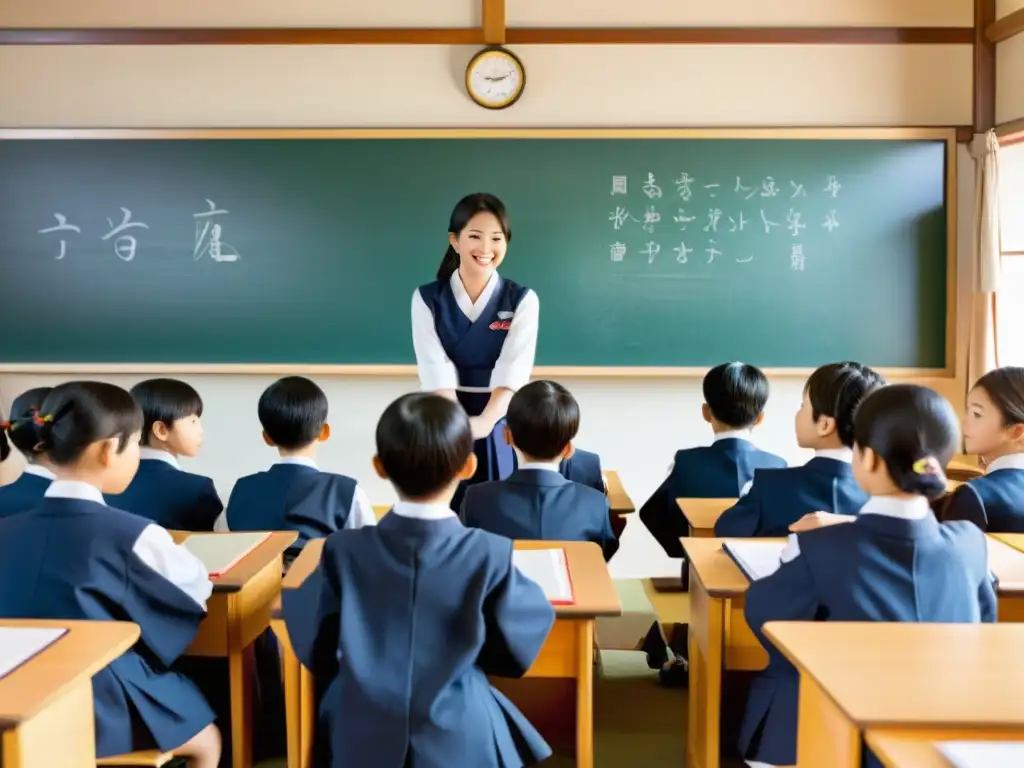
(853, 384, 960, 499)
(805, 362, 886, 448)
(35, 381, 143, 467)
(971, 367, 1024, 426)
(436, 193, 512, 282)
(130, 378, 203, 446)
(258, 376, 328, 451)
(506, 381, 580, 461)
(376, 392, 473, 499)
(1, 387, 54, 459)
(703, 362, 770, 429)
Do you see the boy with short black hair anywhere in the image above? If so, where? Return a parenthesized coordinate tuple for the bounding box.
(462, 380, 619, 561)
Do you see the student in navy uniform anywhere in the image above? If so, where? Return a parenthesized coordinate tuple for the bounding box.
(283, 392, 555, 768)
(715, 361, 884, 538)
(0, 387, 55, 518)
(640, 362, 787, 558)
(942, 367, 1024, 532)
(216, 376, 376, 562)
(0, 381, 221, 767)
(462, 380, 619, 561)
(558, 446, 606, 493)
(738, 385, 996, 768)
(106, 378, 222, 531)
(412, 193, 539, 512)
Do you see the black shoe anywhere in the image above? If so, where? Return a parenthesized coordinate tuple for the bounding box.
(641, 621, 670, 670)
(658, 655, 689, 688)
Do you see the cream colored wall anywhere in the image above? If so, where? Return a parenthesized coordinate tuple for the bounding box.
(997, 35, 1024, 124)
(0, 1, 977, 575)
(997, 0, 1024, 20)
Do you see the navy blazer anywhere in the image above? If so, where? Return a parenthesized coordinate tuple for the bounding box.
(106, 459, 222, 532)
(943, 469, 1024, 533)
(0, 471, 51, 519)
(558, 448, 605, 493)
(738, 512, 996, 766)
(282, 513, 555, 768)
(225, 463, 358, 560)
(714, 457, 866, 538)
(462, 469, 619, 561)
(640, 439, 788, 557)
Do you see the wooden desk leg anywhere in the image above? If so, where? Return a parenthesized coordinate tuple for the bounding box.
(299, 666, 314, 768)
(272, 620, 301, 768)
(575, 619, 595, 768)
(2, 678, 95, 768)
(687, 568, 725, 768)
(999, 594, 1024, 622)
(795, 672, 859, 768)
(227, 597, 254, 768)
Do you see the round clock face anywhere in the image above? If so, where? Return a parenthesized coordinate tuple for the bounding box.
(466, 48, 525, 110)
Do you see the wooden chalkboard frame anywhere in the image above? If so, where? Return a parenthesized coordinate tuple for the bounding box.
(0, 127, 958, 381)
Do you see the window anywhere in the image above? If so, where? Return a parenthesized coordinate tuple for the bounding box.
(998, 142, 1024, 366)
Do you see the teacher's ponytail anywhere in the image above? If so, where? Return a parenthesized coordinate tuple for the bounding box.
(436, 192, 512, 283)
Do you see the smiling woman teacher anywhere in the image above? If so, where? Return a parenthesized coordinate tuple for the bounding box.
(411, 193, 539, 511)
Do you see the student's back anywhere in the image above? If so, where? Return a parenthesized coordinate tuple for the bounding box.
(0, 387, 56, 519)
(464, 466, 617, 560)
(0, 466, 53, 519)
(558, 447, 604, 492)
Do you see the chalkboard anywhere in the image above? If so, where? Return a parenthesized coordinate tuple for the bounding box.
(0, 130, 953, 371)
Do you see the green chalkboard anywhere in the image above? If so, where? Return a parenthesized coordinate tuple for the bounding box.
(0, 131, 951, 369)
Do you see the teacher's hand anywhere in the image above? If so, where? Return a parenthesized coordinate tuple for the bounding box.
(468, 416, 492, 441)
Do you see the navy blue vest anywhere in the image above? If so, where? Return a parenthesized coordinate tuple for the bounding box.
(944, 469, 1024, 533)
(418, 277, 529, 416)
(0, 471, 51, 519)
(105, 459, 222, 531)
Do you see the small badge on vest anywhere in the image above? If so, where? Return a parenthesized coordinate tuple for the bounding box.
(490, 311, 514, 331)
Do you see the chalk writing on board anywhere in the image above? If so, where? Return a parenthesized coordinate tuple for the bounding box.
(611, 176, 628, 195)
(729, 213, 748, 232)
(643, 174, 662, 199)
(760, 210, 779, 233)
(704, 183, 720, 198)
(735, 178, 756, 200)
(642, 206, 660, 234)
(790, 181, 807, 198)
(675, 173, 695, 201)
(824, 175, 842, 197)
(704, 209, 723, 233)
(641, 242, 660, 264)
(736, 255, 754, 264)
(610, 242, 626, 262)
(609, 206, 633, 231)
(673, 242, 692, 264)
(38, 213, 81, 260)
(760, 177, 780, 198)
(674, 209, 696, 230)
(823, 210, 840, 232)
(101, 208, 149, 263)
(193, 199, 241, 263)
(791, 244, 806, 271)
(786, 210, 806, 237)
(706, 241, 721, 264)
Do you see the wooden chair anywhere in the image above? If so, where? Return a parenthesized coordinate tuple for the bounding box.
(97, 751, 174, 767)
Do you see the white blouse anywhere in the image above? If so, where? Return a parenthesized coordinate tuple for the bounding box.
(410, 270, 539, 393)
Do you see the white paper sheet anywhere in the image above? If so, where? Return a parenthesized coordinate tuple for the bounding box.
(723, 540, 787, 581)
(938, 741, 1024, 768)
(513, 548, 573, 603)
(0, 627, 67, 680)
(181, 532, 270, 576)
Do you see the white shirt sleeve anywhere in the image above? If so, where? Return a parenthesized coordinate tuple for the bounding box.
(490, 289, 539, 391)
(345, 484, 378, 529)
(132, 524, 213, 608)
(780, 533, 801, 564)
(740, 479, 754, 497)
(411, 290, 460, 392)
(213, 510, 230, 532)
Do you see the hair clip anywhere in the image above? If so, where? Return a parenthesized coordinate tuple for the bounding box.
(0, 421, 10, 430)
(32, 413, 53, 426)
(912, 457, 941, 475)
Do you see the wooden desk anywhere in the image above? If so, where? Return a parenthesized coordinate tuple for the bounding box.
(372, 504, 390, 520)
(604, 470, 635, 515)
(992, 533, 1024, 554)
(0, 619, 140, 768)
(272, 537, 620, 768)
(682, 534, 1024, 768)
(178, 531, 297, 768)
(677, 498, 737, 538)
(764, 622, 1024, 768)
(947, 455, 983, 483)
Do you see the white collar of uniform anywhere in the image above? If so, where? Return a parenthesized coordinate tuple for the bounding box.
(44, 480, 107, 505)
(986, 453, 1024, 473)
(713, 429, 753, 444)
(139, 447, 181, 469)
(814, 447, 854, 463)
(22, 464, 56, 481)
(518, 460, 563, 474)
(275, 456, 319, 471)
(391, 501, 457, 521)
(858, 495, 932, 520)
(450, 269, 500, 321)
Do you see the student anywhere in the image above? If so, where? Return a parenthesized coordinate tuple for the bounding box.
(0, 381, 221, 767)
(640, 362, 787, 558)
(714, 361, 884, 538)
(283, 392, 555, 768)
(0, 387, 55, 518)
(737, 384, 996, 768)
(412, 193, 539, 512)
(106, 378, 222, 531)
(558, 446, 606, 493)
(462, 380, 619, 561)
(217, 376, 376, 560)
(942, 367, 1024, 532)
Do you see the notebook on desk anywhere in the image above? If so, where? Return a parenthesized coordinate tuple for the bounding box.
(0, 627, 67, 680)
(181, 532, 272, 578)
(513, 548, 575, 605)
(722, 539, 789, 582)
(938, 741, 1024, 768)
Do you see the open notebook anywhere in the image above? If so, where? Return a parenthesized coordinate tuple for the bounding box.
(513, 548, 575, 605)
(181, 532, 271, 578)
(722, 539, 790, 582)
(0, 627, 67, 680)
(938, 741, 1024, 768)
